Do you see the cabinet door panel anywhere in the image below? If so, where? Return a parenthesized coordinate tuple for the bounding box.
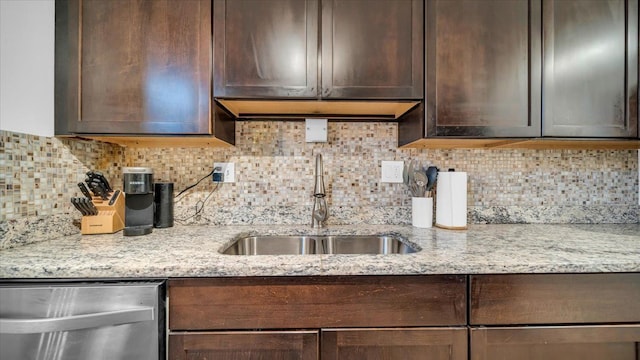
(322, 328, 467, 360)
(543, 0, 638, 137)
(213, 0, 318, 98)
(79, 0, 211, 134)
(322, 0, 423, 98)
(169, 331, 318, 360)
(426, 0, 541, 137)
(471, 325, 640, 360)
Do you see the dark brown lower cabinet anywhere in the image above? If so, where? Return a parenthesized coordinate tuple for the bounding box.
(167, 274, 640, 359)
(470, 274, 640, 360)
(168, 276, 467, 359)
(322, 328, 467, 360)
(169, 331, 318, 360)
(471, 325, 640, 360)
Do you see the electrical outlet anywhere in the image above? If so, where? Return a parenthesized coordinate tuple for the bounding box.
(213, 162, 235, 183)
(381, 161, 404, 183)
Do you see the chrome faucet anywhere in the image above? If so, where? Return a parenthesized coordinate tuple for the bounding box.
(311, 153, 328, 228)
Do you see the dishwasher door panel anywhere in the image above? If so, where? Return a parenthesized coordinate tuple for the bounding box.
(0, 282, 163, 360)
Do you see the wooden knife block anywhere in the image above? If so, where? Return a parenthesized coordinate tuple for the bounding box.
(81, 190, 125, 235)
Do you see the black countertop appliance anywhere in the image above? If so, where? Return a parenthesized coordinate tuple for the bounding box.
(123, 167, 154, 236)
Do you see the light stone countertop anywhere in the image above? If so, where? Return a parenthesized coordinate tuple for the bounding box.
(0, 224, 638, 279)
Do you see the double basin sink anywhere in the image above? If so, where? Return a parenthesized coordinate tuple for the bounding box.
(222, 235, 419, 255)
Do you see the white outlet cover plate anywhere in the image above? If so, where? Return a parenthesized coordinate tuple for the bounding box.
(381, 161, 404, 183)
(305, 118, 328, 143)
(213, 162, 235, 183)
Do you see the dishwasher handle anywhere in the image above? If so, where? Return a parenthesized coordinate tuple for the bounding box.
(0, 307, 154, 334)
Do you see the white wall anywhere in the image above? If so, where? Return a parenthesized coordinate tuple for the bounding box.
(0, 0, 54, 137)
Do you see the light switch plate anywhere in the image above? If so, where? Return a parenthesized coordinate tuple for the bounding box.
(381, 161, 404, 183)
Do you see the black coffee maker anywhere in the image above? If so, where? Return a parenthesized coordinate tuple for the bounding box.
(123, 167, 154, 236)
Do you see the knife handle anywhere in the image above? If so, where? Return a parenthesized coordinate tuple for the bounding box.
(86, 199, 99, 216)
(94, 171, 112, 191)
(108, 190, 121, 206)
(90, 179, 109, 200)
(79, 198, 92, 216)
(70, 198, 86, 216)
(78, 182, 92, 199)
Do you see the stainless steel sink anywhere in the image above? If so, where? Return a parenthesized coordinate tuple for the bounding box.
(323, 235, 418, 255)
(222, 236, 318, 255)
(221, 235, 419, 255)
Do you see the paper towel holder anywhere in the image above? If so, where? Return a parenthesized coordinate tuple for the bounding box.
(435, 169, 468, 230)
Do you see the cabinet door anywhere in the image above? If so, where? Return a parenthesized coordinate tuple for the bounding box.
(425, 0, 542, 137)
(543, 0, 638, 138)
(322, 328, 467, 360)
(169, 331, 318, 360)
(213, 0, 319, 98)
(76, 0, 211, 134)
(471, 325, 640, 360)
(321, 0, 423, 99)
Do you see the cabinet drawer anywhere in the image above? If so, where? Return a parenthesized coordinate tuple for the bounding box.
(322, 327, 467, 360)
(471, 325, 640, 360)
(169, 331, 318, 360)
(169, 275, 466, 330)
(470, 273, 640, 325)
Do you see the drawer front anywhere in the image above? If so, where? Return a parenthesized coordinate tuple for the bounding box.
(471, 325, 640, 360)
(322, 327, 467, 360)
(169, 275, 466, 330)
(470, 273, 640, 325)
(169, 331, 318, 360)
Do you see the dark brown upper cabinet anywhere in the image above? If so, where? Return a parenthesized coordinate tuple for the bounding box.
(55, 0, 234, 145)
(400, 0, 542, 146)
(399, 0, 639, 147)
(321, 0, 424, 99)
(213, 0, 319, 98)
(213, 0, 423, 100)
(543, 0, 638, 138)
(425, 0, 542, 138)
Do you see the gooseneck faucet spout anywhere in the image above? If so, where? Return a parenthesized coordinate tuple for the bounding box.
(311, 154, 328, 228)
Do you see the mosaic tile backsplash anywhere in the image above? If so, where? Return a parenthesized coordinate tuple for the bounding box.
(2, 122, 639, 237)
(1, 131, 122, 219)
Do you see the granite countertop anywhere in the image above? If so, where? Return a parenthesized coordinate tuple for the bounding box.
(0, 224, 638, 279)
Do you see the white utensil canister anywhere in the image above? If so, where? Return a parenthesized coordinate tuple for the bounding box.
(411, 197, 433, 228)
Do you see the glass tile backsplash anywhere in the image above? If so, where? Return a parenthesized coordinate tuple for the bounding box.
(1, 123, 638, 225)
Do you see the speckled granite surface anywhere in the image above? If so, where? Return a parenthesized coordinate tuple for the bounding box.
(0, 224, 638, 278)
(0, 214, 81, 250)
(3, 203, 637, 251)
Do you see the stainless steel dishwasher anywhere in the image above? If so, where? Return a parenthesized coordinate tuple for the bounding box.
(0, 281, 165, 360)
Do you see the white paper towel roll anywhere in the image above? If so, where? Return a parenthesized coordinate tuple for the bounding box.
(435, 171, 467, 229)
